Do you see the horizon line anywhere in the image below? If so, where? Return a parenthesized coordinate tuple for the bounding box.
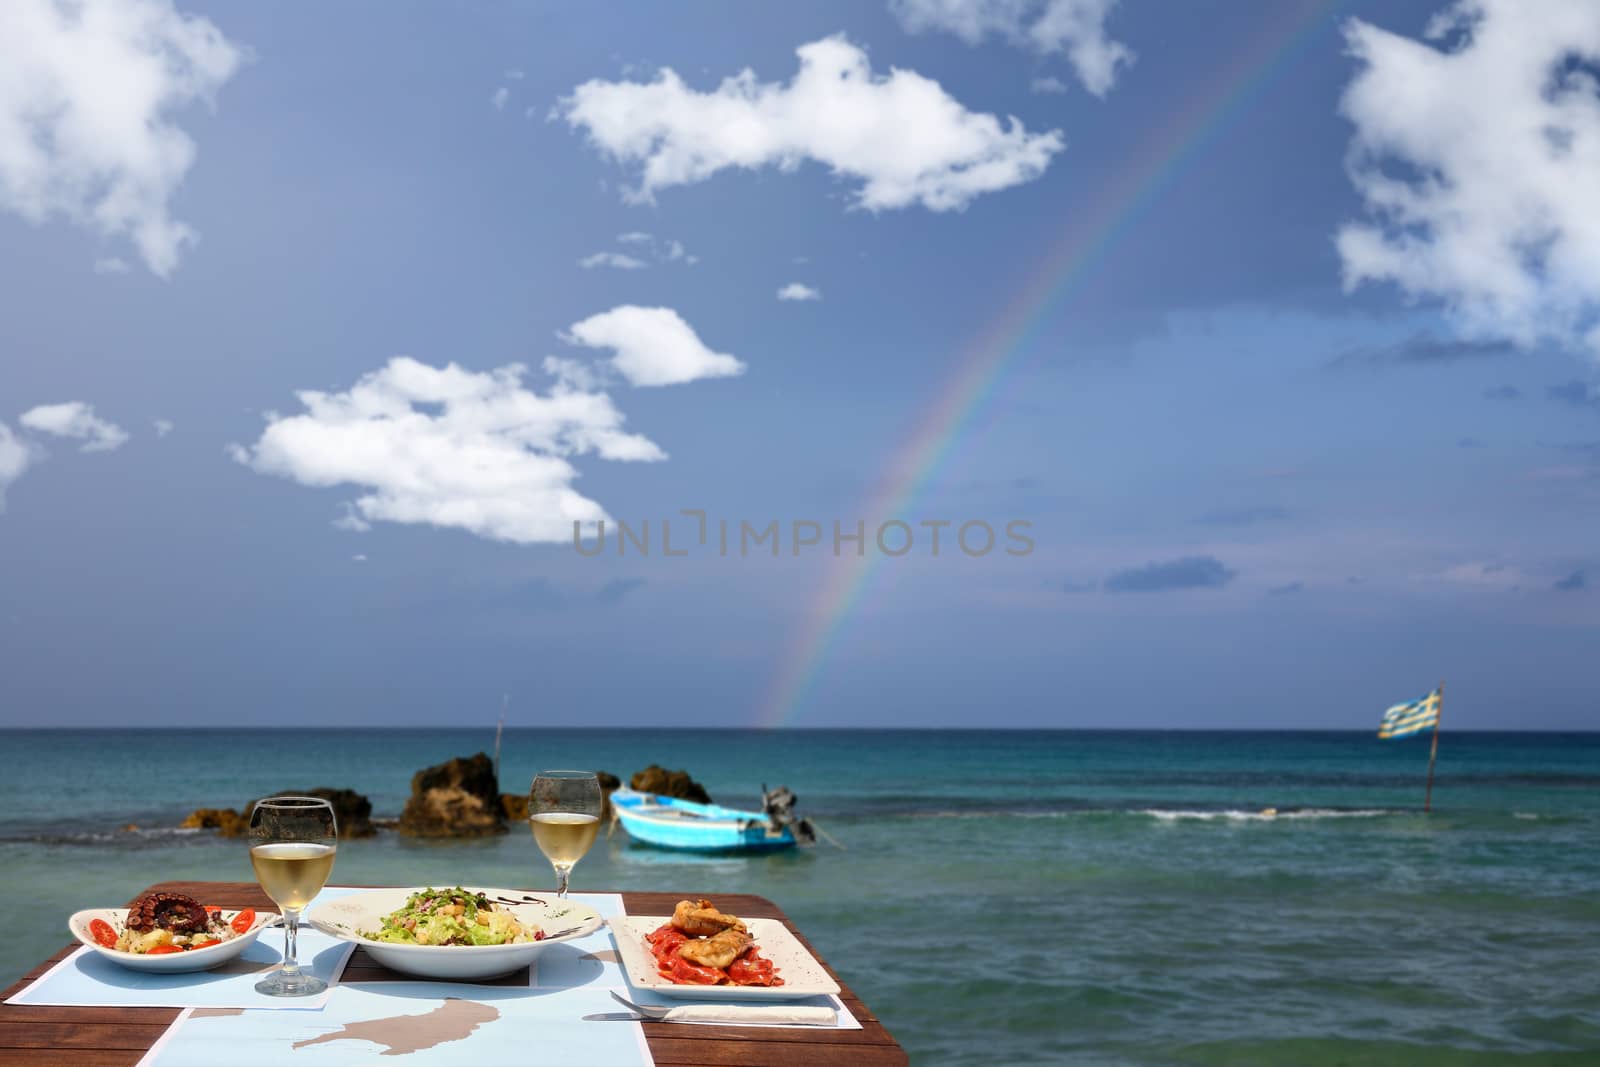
(2, 725, 1596, 735)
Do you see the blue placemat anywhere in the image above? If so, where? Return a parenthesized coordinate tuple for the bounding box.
(137, 982, 652, 1067)
(5, 929, 354, 1010)
(9, 885, 380, 1010)
(528, 895, 627, 989)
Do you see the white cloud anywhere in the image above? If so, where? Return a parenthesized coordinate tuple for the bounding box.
(0, 0, 244, 277)
(1337, 1, 1600, 356)
(556, 34, 1064, 212)
(1031, 75, 1069, 94)
(232, 357, 670, 545)
(563, 306, 745, 387)
(540, 356, 603, 392)
(595, 232, 696, 266)
(153, 418, 174, 437)
(491, 86, 510, 110)
(578, 251, 648, 270)
(777, 282, 821, 302)
(330, 502, 370, 532)
(19, 402, 129, 452)
(0, 422, 33, 510)
(93, 256, 130, 274)
(891, 0, 1132, 97)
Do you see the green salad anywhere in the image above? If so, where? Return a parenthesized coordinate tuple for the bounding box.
(361, 887, 545, 946)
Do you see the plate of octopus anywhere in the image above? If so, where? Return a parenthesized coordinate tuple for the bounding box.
(610, 898, 840, 1001)
(69, 891, 278, 973)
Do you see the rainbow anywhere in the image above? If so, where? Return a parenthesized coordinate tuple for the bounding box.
(757, 1, 1339, 727)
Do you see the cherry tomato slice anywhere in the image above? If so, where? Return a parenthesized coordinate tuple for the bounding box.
(88, 918, 118, 948)
(229, 908, 256, 935)
(145, 945, 184, 955)
(204, 905, 222, 915)
(189, 938, 221, 950)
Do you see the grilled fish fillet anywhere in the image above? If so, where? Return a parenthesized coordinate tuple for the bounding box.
(678, 926, 753, 970)
(671, 898, 747, 937)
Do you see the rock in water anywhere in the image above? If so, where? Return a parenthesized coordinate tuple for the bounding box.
(400, 752, 506, 837)
(253, 789, 376, 838)
(596, 771, 622, 820)
(180, 808, 250, 837)
(503, 772, 621, 823)
(499, 793, 529, 821)
(629, 765, 712, 805)
(188, 789, 377, 839)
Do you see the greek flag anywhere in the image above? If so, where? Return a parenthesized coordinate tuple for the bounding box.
(1378, 689, 1441, 739)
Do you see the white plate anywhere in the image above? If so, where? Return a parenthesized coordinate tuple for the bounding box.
(305, 887, 603, 980)
(611, 915, 841, 1001)
(68, 906, 278, 973)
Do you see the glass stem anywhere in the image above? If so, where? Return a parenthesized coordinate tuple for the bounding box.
(554, 865, 571, 899)
(281, 910, 301, 975)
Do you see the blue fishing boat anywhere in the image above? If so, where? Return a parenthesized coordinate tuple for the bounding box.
(611, 785, 816, 853)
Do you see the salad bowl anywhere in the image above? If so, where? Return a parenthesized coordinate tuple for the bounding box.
(68, 906, 278, 973)
(305, 886, 602, 980)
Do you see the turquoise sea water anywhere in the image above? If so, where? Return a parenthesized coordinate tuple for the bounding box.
(2, 729, 1597, 1064)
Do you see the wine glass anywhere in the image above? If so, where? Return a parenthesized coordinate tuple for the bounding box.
(248, 796, 337, 996)
(529, 771, 602, 899)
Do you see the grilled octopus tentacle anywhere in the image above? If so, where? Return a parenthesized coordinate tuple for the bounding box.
(126, 892, 209, 934)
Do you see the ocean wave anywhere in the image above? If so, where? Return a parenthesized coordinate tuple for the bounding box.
(0, 826, 204, 847)
(895, 806, 1399, 822)
(1136, 807, 1393, 822)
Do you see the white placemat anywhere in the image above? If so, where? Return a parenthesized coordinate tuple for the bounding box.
(622, 988, 863, 1029)
(136, 982, 653, 1067)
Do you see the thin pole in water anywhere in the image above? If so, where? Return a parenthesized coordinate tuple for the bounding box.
(494, 694, 508, 782)
(1424, 680, 1443, 813)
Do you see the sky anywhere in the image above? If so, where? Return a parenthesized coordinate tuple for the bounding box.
(1, 0, 1598, 730)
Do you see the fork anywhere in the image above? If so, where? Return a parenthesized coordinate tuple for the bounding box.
(609, 991, 671, 1018)
(606, 990, 838, 1027)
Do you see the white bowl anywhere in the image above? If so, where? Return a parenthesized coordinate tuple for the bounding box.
(68, 906, 278, 973)
(305, 887, 603, 980)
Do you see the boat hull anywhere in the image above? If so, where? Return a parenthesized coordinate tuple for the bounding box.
(611, 789, 798, 853)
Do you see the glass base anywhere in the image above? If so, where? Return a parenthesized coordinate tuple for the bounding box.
(254, 970, 327, 997)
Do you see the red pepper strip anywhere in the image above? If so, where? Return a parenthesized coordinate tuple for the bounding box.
(727, 947, 780, 986)
(661, 954, 725, 984)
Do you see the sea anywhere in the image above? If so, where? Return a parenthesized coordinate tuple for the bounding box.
(2, 729, 1596, 1065)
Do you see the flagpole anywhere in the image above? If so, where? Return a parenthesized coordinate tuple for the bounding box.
(1424, 680, 1443, 813)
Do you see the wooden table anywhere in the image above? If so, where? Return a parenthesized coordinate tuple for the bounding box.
(0, 882, 907, 1066)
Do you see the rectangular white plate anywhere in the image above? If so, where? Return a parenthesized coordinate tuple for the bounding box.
(610, 916, 841, 1001)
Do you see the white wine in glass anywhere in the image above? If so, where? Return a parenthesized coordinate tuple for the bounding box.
(249, 796, 337, 996)
(250, 842, 337, 911)
(529, 771, 601, 899)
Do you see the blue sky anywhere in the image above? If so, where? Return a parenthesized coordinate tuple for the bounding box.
(1, 0, 1597, 729)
